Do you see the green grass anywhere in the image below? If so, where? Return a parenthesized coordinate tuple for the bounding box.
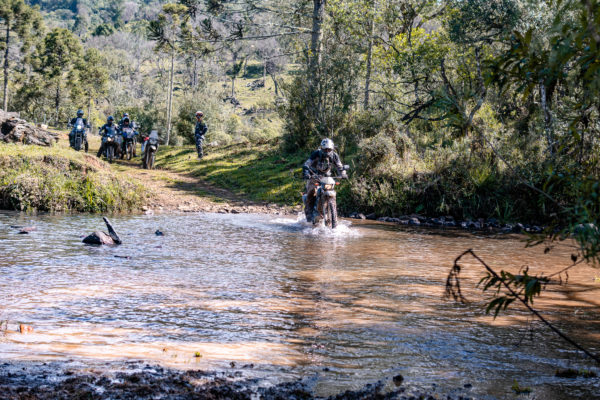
(0, 141, 148, 213)
(156, 139, 306, 205)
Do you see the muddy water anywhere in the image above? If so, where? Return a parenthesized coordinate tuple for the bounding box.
(0, 211, 598, 399)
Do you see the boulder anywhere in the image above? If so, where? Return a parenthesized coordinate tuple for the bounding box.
(0, 109, 58, 146)
(83, 231, 116, 245)
(82, 217, 122, 245)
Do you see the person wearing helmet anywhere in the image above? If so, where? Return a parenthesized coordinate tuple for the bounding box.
(302, 138, 347, 223)
(68, 109, 90, 151)
(194, 111, 208, 159)
(97, 116, 118, 158)
(118, 116, 138, 157)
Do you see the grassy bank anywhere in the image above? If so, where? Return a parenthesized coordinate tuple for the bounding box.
(156, 139, 306, 205)
(156, 139, 564, 224)
(0, 141, 147, 213)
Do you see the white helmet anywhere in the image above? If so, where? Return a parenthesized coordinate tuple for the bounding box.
(320, 138, 334, 151)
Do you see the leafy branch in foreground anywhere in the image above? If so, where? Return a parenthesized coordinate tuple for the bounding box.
(446, 249, 600, 365)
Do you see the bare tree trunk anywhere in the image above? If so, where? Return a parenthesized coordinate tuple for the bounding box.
(309, 0, 325, 102)
(263, 57, 266, 83)
(55, 82, 61, 125)
(270, 73, 279, 96)
(539, 79, 554, 156)
(192, 56, 198, 90)
(363, 1, 375, 109)
(3, 24, 10, 111)
(231, 77, 235, 98)
(166, 49, 175, 146)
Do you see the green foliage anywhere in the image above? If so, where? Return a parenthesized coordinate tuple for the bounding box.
(0, 143, 147, 213)
(511, 380, 532, 395)
(92, 23, 115, 37)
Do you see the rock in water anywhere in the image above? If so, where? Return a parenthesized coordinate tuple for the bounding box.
(0, 109, 58, 146)
(18, 226, 37, 234)
(83, 231, 115, 245)
(82, 217, 122, 245)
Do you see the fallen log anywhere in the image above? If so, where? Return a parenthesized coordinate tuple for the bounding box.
(0, 109, 58, 146)
(82, 217, 122, 245)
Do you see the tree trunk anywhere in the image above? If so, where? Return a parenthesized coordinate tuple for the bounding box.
(166, 49, 175, 146)
(270, 73, 279, 96)
(363, 1, 375, 110)
(192, 56, 197, 90)
(263, 58, 266, 84)
(55, 81, 61, 125)
(309, 0, 325, 104)
(231, 77, 235, 98)
(539, 79, 554, 156)
(3, 24, 10, 111)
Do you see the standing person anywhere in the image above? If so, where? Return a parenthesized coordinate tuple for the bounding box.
(194, 111, 207, 159)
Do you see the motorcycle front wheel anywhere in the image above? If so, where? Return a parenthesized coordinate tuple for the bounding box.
(324, 197, 338, 229)
(106, 146, 114, 163)
(74, 136, 82, 151)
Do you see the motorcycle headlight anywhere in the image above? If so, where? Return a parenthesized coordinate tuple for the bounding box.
(76, 124, 82, 130)
(324, 184, 335, 190)
(107, 137, 113, 142)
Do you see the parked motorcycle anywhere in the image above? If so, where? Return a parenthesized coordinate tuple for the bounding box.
(122, 127, 136, 160)
(302, 165, 349, 229)
(142, 130, 159, 169)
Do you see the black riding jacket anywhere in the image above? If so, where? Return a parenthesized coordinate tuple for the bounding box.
(303, 149, 344, 177)
(99, 123, 117, 137)
(69, 117, 89, 129)
(195, 121, 208, 137)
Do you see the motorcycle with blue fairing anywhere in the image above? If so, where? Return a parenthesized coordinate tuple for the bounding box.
(69, 118, 89, 152)
(302, 165, 349, 229)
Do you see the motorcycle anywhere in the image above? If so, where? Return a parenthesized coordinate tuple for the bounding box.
(102, 132, 119, 163)
(142, 130, 159, 170)
(122, 127, 136, 160)
(302, 165, 349, 229)
(70, 121, 88, 152)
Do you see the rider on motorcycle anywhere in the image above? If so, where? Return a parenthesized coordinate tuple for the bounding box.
(194, 111, 207, 159)
(302, 138, 347, 223)
(118, 117, 137, 157)
(96, 116, 117, 158)
(68, 109, 90, 151)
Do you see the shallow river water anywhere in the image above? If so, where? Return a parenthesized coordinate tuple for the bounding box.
(0, 211, 599, 399)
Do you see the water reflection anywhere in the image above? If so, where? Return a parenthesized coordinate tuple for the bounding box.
(0, 211, 598, 399)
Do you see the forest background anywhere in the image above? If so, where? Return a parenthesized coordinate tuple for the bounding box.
(1, 0, 599, 242)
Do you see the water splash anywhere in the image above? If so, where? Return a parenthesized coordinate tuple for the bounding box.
(270, 213, 362, 238)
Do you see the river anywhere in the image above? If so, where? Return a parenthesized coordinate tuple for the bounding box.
(0, 211, 598, 399)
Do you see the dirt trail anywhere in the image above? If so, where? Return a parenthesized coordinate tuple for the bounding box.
(113, 159, 300, 215)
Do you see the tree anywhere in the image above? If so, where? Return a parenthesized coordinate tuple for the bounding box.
(147, 3, 189, 145)
(0, 0, 43, 111)
(34, 28, 83, 124)
(71, 48, 109, 124)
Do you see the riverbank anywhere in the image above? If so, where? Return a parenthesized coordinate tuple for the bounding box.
(0, 360, 468, 400)
(0, 141, 146, 213)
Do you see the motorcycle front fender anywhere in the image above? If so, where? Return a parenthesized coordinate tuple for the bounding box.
(324, 191, 337, 198)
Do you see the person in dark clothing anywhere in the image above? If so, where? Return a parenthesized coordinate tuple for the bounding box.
(302, 138, 347, 223)
(194, 111, 208, 159)
(96, 116, 118, 158)
(68, 109, 90, 151)
(118, 117, 137, 157)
